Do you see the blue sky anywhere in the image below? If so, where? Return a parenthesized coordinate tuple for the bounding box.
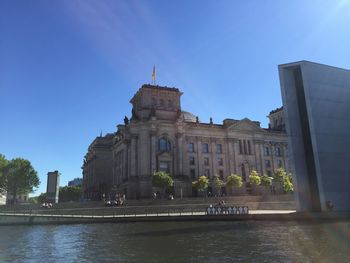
(1, 0, 350, 195)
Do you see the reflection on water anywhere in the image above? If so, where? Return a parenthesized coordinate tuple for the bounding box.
(0, 221, 349, 262)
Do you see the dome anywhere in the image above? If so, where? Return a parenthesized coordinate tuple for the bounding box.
(182, 111, 197, 123)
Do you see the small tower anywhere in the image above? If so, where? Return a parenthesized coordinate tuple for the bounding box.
(46, 171, 60, 203)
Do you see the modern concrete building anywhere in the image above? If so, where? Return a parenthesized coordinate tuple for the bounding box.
(83, 84, 290, 200)
(46, 171, 60, 203)
(279, 60, 350, 212)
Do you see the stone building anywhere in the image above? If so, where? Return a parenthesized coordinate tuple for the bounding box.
(82, 84, 289, 200)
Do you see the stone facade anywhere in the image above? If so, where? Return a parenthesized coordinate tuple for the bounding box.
(82, 84, 289, 200)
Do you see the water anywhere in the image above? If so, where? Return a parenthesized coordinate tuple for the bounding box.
(0, 221, 349, 262)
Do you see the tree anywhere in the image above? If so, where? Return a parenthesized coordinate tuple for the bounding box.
(59, 186, 81, 202)
(0, 154, 9, 192)
(260, 175, 274, 187)
(192, 175, 209, 196)
(213, 175, 225, 195)
(0, 156, 40, 204)
(274, 168, 286, 182)
(249, 170, 261, 186)
(226, 174, 243, 188)
(273, 168, 294, 193)
(152, 171, 174, 197)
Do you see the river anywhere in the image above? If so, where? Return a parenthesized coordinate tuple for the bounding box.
(0, 221, 349, 262)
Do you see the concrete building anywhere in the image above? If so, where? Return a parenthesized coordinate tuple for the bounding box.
(279, 60, 350, 212)
(68, 178, 83, 187)
(83, 84, 290, 200)
(47, 171, 60, 203)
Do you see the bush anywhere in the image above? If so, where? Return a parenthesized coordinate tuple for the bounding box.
(226, 174, 243, 188)
(260, 175, 273, 186)
(249, 170, 261, 186)
(192, 175, 209, 192)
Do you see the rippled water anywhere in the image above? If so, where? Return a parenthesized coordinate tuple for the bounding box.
(0, 221, 349, 262)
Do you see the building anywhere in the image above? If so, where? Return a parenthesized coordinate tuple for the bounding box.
(47, 171, 60, 203)
(279, 60, 350, 212)
(68, 178, 83, 187)
(82, 84, 290, 200)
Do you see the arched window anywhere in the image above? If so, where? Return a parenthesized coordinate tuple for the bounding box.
(159, 138, 171, 152)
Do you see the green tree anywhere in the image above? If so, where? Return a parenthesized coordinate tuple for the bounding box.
(273, 168, 294, 193)
(192, 175, 209, 195)
(283, 174, 294, 193)
(213, 175, 225, 195)
(0, 154, 9, 192)
(152, 171, 174, 197)
(274, 168, 286, 182)
(260, 175, 274, 187)
(0, 156, 40, 204)
(249, 170, 261, 186)
(59, 186, 81, 202)
(226, 174, 243, 188)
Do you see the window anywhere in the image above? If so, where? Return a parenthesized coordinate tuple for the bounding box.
(218, 170, 224, 180)
(168, 100, 173, 108)
(159, 161, 170, 173)
(202, 143, 209, 153)
(159, 138, 171, 152)
(204, 157, 209, 166)
(217, 157, 223, 166)
(204, 169, 210, 177)
(248, 140, 252, 155)
(278, 159, 283, 168)
(160, 99, 164, 107)
(239, 140, 243, 154)
(264, 146, 270, 156)
(265, 159, 271, 168)
(275, 147, 281, 157)
(190, 169, 196, 179)
(216, 144, 222, 154)
(267, 170, 272, 176)
(189, 156, 195, 165)
(188, 143, 194, 153)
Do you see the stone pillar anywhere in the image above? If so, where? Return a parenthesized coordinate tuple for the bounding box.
(260, 143, 266, 175)
(254, 140, 263, 175)
(270, 143, 275, 173)
(210, 139, 216, 179)
(225, 139, 231, 176)
(138, 130, 149, 177)
(233, 139, 240, 174)
(196, 137, 202, 176)
(176, 133, 184, 176)
(150, 132, 157, 174)
(130, 136, 137, 177)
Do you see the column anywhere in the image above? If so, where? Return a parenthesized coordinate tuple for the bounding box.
(176, 133, 184, 176)
(196, 137, 202, 176)
(150, 132, 157, 174)
(210, 139, 216, 179)
(130, 136, 137, 177)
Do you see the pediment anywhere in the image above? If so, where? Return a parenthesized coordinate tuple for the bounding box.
(227, 118, 264, 132)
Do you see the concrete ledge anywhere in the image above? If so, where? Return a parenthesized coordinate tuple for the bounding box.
(0, 211, 349, 226)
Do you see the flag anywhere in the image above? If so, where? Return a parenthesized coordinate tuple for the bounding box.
(152, 65, 156, 83)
